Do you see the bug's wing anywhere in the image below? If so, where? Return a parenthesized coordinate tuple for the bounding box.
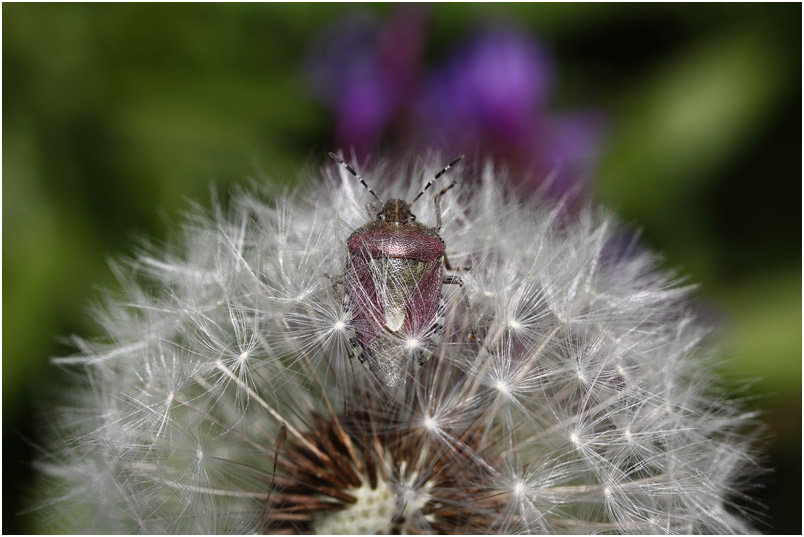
(404, 260, 442, 338)
(346, 255, 385, 348)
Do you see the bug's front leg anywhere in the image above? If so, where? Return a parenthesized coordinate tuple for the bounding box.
(443, 251, 471, 272)
(364, 202, 379, 218)
(323, 272, 345, 292)
(433, 180, 457, 232)
(443, 274, 480, 342)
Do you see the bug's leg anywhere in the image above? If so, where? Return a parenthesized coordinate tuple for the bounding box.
(443, 274, 480, 342)
(433, 180, 457, 232)
(323, 272, 345, 292)
(365, 202, 379, 218)
(322, 269, 369, 366)
(442, 251, 471, 272)
(335, 281, 369, 366)
(420, 296, 446, 367)
(351, 337, 370, 365)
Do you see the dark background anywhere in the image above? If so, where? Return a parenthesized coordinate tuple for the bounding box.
(3, 4, 800, 533)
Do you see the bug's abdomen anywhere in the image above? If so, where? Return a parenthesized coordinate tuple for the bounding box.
(346, 252, 444, 387)
(347, 255, 442, 346)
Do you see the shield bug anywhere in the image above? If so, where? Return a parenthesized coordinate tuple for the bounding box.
(329, 153, 475, 387)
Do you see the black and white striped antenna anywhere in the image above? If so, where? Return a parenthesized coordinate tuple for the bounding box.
(328, 152, 384, 205)
(411, 155, 464, 204)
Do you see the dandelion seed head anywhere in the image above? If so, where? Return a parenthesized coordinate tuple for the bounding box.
(423, 415, 438, 431)
(37, 157, 762, 534)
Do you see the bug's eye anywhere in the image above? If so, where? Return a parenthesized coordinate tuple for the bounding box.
(409, 215, 416, 222)
(378, 213, 385, 221)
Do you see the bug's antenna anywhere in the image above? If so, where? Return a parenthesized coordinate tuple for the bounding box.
(329, 152, 384, 205)
(411, 155, 464, 204)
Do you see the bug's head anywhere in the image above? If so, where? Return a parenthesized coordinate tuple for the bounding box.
(377, 199, 416, 225)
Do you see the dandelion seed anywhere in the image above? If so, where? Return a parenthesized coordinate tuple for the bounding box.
(37, 157, 762, 534)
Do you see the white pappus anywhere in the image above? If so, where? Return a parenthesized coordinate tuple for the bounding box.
(36, 157, 762, 534)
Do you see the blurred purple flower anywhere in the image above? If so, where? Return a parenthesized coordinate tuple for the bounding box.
(304, 9, 427, 157)
(539, 112, 606, 200)
(420, 29, 604, 201)
(304, 14, 604, 201)
(421, 29, 551, 150)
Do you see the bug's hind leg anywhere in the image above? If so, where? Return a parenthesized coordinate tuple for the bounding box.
(416, 297, 447, 368)
(339, 290, 371, 368)
(443, 274, 480, 342)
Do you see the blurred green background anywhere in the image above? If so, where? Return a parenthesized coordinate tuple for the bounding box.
(3, 4, 800, 533)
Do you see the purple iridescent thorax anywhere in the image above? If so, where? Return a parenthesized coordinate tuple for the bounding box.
(348, 230, 443, 261)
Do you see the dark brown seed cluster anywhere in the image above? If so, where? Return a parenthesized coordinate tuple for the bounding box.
(261, 379, 507, 534)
